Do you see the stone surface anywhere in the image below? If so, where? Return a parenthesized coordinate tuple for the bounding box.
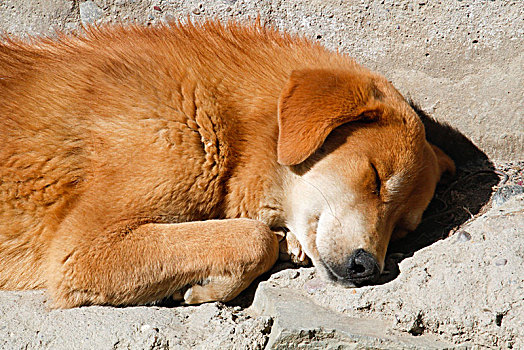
(0, 0, 522, 160)
(249, 284, 453, 349)
(79, 1, 105, 24)
(0, 291, 271, 349)
(0, 0, 76, 36)
(492, 184, 524, 206)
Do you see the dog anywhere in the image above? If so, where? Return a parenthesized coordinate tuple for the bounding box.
(0, 21, 455, 308)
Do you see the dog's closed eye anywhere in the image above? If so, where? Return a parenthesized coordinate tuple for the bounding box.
(371, 163, 381, 196)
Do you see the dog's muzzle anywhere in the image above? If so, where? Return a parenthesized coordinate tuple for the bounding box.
(328, 248, 381, 286)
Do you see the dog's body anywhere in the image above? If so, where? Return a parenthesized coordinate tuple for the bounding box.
(0, 22, 454, 307)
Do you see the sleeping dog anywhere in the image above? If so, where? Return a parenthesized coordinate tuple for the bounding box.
(0, 21, 454, 307)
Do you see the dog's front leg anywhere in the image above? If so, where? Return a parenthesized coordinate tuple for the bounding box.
(47, 218, 278, 308)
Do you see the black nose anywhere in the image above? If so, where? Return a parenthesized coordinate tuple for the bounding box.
(347, 248, 380, 284)
(331, 249, 380, 285)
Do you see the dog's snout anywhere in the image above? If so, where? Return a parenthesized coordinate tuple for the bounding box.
(347, 249, 380, 284)
(330, 248, 380, 285)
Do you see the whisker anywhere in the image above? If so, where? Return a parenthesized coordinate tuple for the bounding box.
(297, 177, 343, 232)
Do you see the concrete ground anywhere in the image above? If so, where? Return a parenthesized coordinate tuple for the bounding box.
(1, 1, 523, 349)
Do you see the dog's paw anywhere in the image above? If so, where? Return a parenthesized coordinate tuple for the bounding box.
(182, 284, 207, 304)
(181, 276, 242, 305)
(278, 231, 310, 266)
(181, 278, 219, 305)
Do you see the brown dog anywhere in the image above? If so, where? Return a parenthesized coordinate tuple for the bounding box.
(0, 21, 454, 308)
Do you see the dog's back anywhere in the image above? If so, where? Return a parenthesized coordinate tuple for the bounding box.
(1, 35, 92, 288)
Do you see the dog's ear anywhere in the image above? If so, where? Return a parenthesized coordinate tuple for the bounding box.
(430, 143, 456, 179)
(277, 69, 384, 165)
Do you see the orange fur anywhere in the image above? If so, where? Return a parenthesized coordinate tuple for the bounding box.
(0, 21, 453, 307)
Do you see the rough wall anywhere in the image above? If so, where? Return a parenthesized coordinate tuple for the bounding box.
(0, 0, 522, 160)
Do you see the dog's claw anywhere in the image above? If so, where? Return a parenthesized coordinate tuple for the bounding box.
(278, 231, 310, 266)
(298, 250, 306, 262)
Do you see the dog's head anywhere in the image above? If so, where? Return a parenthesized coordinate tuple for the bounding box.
(278, 68, 454, 286)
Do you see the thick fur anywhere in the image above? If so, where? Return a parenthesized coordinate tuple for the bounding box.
(0, 21, 454, 307)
